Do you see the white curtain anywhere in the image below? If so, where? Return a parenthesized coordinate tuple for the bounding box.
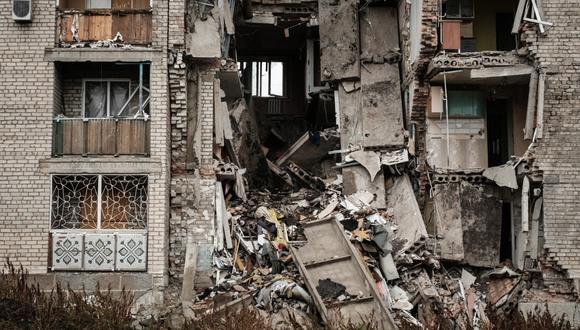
(84, 82, 107, 118)
(110, 82, 130, 116)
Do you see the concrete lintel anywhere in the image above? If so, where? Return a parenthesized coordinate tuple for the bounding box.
(470, 64, 532, 79)
(38, 157, 162, 174)
(44, 48, 163, 63)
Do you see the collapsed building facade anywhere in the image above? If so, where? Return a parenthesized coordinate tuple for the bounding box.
(2, 0, 580, 327)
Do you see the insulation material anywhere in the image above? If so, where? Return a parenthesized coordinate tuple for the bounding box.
(426, 118, 488, 169)
(318, 0, 360, 81)
(116, 233, 147, 271)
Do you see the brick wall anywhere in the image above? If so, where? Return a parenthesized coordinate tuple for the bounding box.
(401, 0, 439, 207)
(0, 1, 55, 273)
(522, 0, 580, 278)
(0, 0, 171, 286)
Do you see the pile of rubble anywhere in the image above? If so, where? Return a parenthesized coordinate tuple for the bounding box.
(194, 159, 533, 329)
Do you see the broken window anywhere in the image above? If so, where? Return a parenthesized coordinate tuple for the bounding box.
(83, 80, 131, 118)
(51, 175, 148, 230)
(444, 0, 474, 19)
(240, 61, 285, 98)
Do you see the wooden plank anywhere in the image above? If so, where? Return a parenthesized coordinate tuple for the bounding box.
(60, 0, 85, 9)
(524, 69, 538, 140)
(85, 120, 102, 154)
(60, 15, 74, 43)
(68, 120, 85, 155)
(318, 0, 360, 81)
(112, 13, 152, 44)
(101, 119, 116, 154)
(116, 120, 132, 154)
(112, 0, 133, 10)
(441, 20, 461, 51)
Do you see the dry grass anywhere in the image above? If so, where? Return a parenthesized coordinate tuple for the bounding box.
(0, 259, 134, 330)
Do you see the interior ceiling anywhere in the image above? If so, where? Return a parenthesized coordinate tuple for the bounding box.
(236, 23, 310, 57)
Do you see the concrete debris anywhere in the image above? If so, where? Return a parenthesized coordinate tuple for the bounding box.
(483, 165, 519, 189)
(347, 150, 382, 181)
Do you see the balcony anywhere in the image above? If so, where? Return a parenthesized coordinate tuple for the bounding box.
(53, 62, 151, 157)
(57, 1, 152, 47)
(53, 117, 150, 157)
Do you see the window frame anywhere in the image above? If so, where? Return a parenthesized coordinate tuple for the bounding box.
(49, 174, 149, 233)
(444, 0, 475, 19)
(240, 60, 287, 98)
(82, 78, 131, 118)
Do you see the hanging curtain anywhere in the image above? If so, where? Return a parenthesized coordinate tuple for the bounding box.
(110, 82, 130, 116)
(84, 81, 107, 118)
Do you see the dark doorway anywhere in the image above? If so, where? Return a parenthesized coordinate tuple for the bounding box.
(499, 202, 512, 262)
(487, 98, 510, 167)
(496, 13, 516, 51)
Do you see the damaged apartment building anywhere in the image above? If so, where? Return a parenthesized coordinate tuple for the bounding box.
(2, 0, 580, 327)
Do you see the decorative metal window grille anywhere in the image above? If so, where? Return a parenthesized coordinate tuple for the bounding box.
(101, 175, 148, 229)
(51, 175, 99, 229)
(51, 175, 148, 230)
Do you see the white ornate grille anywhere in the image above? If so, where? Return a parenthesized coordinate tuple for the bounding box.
(51, 175, 148, 230)
(101, 175, 148, 229)
(51, 174, 148, 272)
(51, 175, 99, 229)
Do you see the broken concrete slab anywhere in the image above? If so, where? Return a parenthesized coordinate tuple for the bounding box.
(386, 174, 427, 252)
(342, 166, 386, 209)
(348, 150, 381, 182)
(360, 63, 405, 148)
(483, 165, 518, 189)
(359, 6, 405, 149)
(318, 0, 360, 81)
(460, 182, 502, 268)
(338, 84, 362, 151)
(186, 13, 221, 58)
(433, 183, 465, 261)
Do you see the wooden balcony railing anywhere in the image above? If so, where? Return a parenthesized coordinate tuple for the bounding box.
(53, 118, 150, 157)
(57, 9, 152, 45)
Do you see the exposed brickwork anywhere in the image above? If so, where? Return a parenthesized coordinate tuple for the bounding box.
(0, 0, 171, 287)
(0, 1, 55, 274)
(400, 0, 439, 207)
(519, 1, 580, 278)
